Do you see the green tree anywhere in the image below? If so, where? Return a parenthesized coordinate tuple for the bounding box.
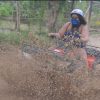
(0, 2, 13, 16)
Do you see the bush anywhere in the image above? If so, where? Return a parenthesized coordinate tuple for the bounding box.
(0, 2, 13, 16)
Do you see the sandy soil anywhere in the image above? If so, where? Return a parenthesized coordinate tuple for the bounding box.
(88, 34, 100, 50)
(0, 34, 100, 100)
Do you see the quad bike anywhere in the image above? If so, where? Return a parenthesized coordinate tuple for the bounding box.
(51, 45, 100, 70)
(21, 38, 100, 71)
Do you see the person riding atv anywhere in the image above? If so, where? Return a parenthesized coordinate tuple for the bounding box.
(48, 9, 89, 69)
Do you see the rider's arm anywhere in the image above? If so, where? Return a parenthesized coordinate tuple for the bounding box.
(58, 22, 70, 38)
(80, 25, 89, 43)
(48, 22, 70, 38)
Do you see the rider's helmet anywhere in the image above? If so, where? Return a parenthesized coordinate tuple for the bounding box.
(71, 9, 84, 17)
(71, 9, 87, 25)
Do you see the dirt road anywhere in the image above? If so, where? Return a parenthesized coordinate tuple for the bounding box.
(88, 34, 100, 50)
(0, 34, 100, 100)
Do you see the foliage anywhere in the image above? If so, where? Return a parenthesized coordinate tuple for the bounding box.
(0, 31, 29, 45)
(20, 1, 34, 18)
(75, 1, 88, 13)
(0, 2, 13, 16)
(0, 0, 99, 45)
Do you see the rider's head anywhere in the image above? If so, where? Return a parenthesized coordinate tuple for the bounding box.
(71, 9, 87, 27)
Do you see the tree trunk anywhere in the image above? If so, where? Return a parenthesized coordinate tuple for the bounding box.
(47, 0, 60, 32)
(71, 0, 75, 11)
(15, 1, 20, 32)
(85, 1, 93, 28)
(88, 0, 93, 25)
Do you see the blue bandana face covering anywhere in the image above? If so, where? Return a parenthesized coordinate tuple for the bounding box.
(71, 19, 80, 28)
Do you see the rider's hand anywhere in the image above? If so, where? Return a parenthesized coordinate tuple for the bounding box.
(48, 33, 56, 38)
(48, 32, 60, 38)
(48, 33, 54, 36)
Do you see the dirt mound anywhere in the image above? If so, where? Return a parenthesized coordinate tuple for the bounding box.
(0, 44, 100, 100)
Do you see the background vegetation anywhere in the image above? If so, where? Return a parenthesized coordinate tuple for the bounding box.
(0, 0, 99, 45)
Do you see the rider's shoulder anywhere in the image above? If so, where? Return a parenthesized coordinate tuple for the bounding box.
(81, 24, 89, 31)
(65, 22, 71, 26)
(63, 22, 71, 28)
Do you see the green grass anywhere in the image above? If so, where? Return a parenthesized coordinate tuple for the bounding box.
(0, 31, 29, 45)
(0, 20, 15, 29)
(0, 29, 51, 47)
(0, 32, 19, 45)
(0, 19, 49, 46)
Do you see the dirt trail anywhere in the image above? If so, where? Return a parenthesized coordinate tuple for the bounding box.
(88, 34, 100, 50)
(0, 34, 100, 100)
(0, 45, 33, 100)
(0, 77, 22, 100)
